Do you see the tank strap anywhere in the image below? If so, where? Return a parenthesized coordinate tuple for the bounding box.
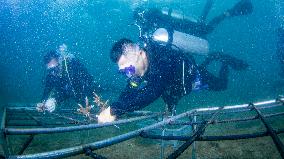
(182, 60, 187, 95)
(167, 27, 174, 46)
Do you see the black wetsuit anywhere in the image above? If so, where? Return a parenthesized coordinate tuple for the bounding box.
(110, 43, 230, 116)
(42, 57, 99, 105)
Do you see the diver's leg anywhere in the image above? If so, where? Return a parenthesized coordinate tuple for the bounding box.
(200, 52, 249, 71)
(199, 65, 228, 91)
(163, 104, 177, 117)
(206, 0, 253, 34)
(162, 92, 180, 116)
(199, 52, 248, 91)
(200, 0, 214, 22)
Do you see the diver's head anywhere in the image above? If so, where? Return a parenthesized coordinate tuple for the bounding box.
(110, 38, 148, 78)
(58, 43, 68, 55)
(44, 50, 60, 69)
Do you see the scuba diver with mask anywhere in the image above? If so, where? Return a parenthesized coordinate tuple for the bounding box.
(133, 0, 253, 56)
(36, 44, 102, 112)
(96, 0, 252, 123)
(96, 38, 248, 123)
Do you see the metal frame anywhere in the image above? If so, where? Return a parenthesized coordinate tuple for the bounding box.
(2, 97, 284, 159)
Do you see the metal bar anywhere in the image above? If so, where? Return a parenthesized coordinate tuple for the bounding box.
(195, 103, 282, 117)
(8, 111, 76, 155)
(192, 115, 197, 159)
(24, 110, 46, 127)
(7, 117, 36, 120)
(7, 123, 40, 127)
(140, 128, 284, 141)
(18, 135, 34, 155)
(5, 114, 160, 135)
(171, 110, 284, 126)
(6, 107, 35, 111)
(160, 115, 166, 159)
(6, 98, 282, 116)
(8, 109, 195, 159)
(166, 122, 206, 159)
(7, 121, 75, 127)
(264, 112, 284, 118)
(6, 99, 282, 124)
(252, 104, 284, 158)
(195, 99, 281, 113)
(50, 112, 85, 124)
(0, 107, 10, 157)
(167, 107, 224, 159)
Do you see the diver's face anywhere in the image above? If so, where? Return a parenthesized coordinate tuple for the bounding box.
(47, 58, 59, 69)
(118, 44, 148, 77)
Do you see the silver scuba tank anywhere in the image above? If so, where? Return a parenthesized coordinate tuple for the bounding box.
(161, 7, 199, 23)
(152, 28, 209, 56)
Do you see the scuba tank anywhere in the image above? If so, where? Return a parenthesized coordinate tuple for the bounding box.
(134, 7, 209, 56)
(152, 28, 209, 55)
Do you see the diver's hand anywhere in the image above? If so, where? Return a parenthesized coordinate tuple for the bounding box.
(36, 102, 45, 112)
(36, 98, 56, 113)
(45, 98, 56, 112)
(96, 107, 116, 123)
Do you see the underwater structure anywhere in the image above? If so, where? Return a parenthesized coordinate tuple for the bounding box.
(1, 96, 283, 159)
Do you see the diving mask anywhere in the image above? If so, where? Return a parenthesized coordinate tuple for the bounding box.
(119, 65, 136, 78)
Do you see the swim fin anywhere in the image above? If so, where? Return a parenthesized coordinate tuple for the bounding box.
(221, 55, 249, 71)
(200, 52, 249, 71)
(227, 0, 253, 17)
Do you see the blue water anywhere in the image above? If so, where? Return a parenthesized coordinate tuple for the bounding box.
(0, 0, 283, 112)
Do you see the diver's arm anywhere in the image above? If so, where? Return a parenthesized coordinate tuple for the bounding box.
(73, 59, 106, 94)
(41, 74, 54, 101)
(68, 59, 94, 102)
(110, 80, 165, 116)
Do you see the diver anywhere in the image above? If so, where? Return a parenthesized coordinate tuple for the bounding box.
(134, 0, 253, 38)
(95, 0, 253, 122)
(277, 27, 284, 78)
(36, 44, 101, 112)
(96, 38, 248, 123)
(132, 0, 253, 58)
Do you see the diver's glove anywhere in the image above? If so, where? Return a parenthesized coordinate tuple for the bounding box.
(36, 98, 56, 113)
(96, 107, 116, 123)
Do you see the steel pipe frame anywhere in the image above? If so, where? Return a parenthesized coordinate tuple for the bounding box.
(194, 102, 283, 116)
(167, 106, 225, 159)
(49, 112, 86, 125)
(5, 114, 160, 135)
(5, 99, 282, 136)
(1, 108, 10, 157)
(170, 110, 284, 126)
(252, 104, 284, 158)
(5, 99, 283, 129)
(166, 99, 283, 159)
(140, 128, 284, 141)
(8, 109, 196, 159)
(4, 98, 284, 159)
